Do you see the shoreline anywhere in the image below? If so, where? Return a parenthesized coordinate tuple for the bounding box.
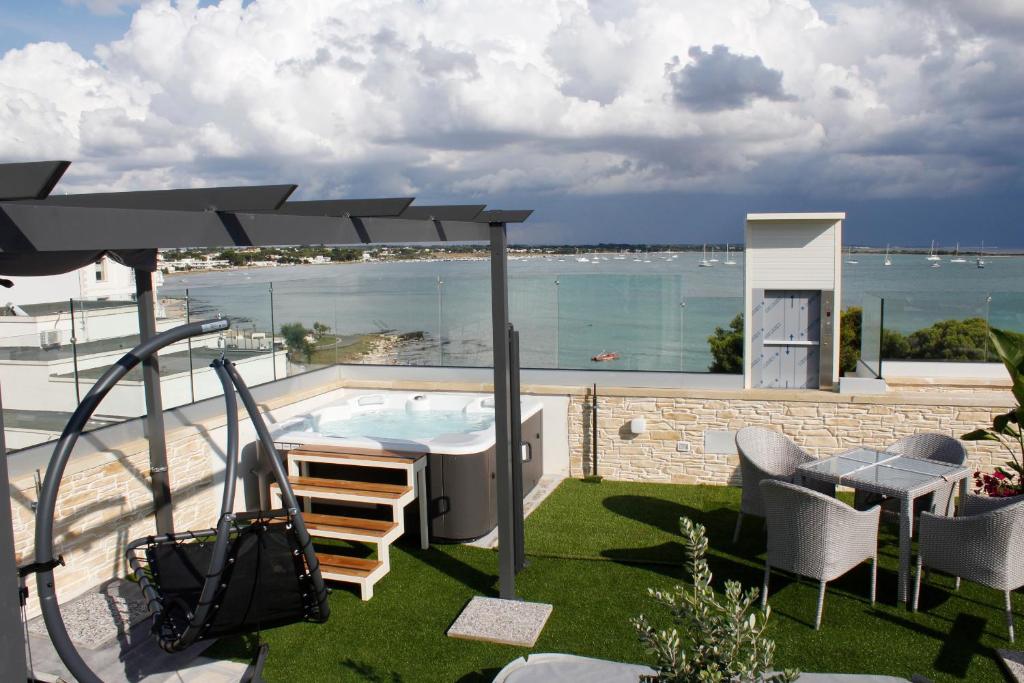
(163, 250, 1024, 277)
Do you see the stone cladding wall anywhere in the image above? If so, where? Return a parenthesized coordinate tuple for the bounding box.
(9, 431, 219, 618)
(567, 389, 1013, 485)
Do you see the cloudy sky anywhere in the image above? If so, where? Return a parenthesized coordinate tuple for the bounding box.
(1, 0, 1022, 247)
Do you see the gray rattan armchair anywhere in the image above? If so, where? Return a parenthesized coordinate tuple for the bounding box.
(760, 480, 880, 630)
(854, 433, 967, 521)
(734, 427, 835, 543)
(913, 493, 1024, 642)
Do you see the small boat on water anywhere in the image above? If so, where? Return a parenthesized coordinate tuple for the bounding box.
(846, 246, 859, 264)
(883, 244, 892, 266)
(698, 244, 713, 267)
(977, 241, 986, 268)
(927, 240, 941, 261)
(591, 351, 619, 362)
(724, 244, 737, 265)
(950, 243, 966, 263)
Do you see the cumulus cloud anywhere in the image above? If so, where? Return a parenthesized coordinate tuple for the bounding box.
(0, 0, 1020, 202)
(666, 45, 795, 112)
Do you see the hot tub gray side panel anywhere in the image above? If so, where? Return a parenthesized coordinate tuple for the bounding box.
(521, 411, 543, 497)
(429, 445, 496, 541)
(429, 409, 544, 542)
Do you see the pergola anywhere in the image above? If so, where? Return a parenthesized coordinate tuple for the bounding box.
(0, 160, 532, 679)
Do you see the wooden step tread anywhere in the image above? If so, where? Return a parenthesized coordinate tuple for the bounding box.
(316, 552, 382, 577)
(274, 476, 411, 498)
(302, 513, 397, 537)
(289, 445, 423, 462)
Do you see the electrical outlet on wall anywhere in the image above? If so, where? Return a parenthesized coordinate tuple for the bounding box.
(676, 441, 690, 453)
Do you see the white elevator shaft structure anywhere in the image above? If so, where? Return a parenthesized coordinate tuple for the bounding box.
(743, 212, 845, 390)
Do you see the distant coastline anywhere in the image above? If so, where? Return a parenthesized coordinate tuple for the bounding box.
(161, 243, 1024, 277)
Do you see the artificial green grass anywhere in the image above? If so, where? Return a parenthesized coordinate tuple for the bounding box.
(208, 480, 1014, 681)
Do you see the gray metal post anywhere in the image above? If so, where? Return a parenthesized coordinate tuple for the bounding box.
(69, 298, 81, 404)
(185, 289, 196, 404)
(0, 386, 29, 682)
(269, 283, 277, 381)
(489, 223, 516, 599)
(135, 270, 174, 534)
(508, 325, 526, 573)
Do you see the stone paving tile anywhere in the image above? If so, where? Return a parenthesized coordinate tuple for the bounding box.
(447, 596, 553, 647)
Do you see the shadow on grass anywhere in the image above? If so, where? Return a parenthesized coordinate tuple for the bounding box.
(602, 494, 704, 535)
(341, 658, 405, 682)
(453, 667, 502, 682)
(408, 546, 499, 596)
(872, 609, 1004, 680)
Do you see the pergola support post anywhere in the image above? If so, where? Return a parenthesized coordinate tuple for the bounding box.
(489, 223, 517, 600)
(0, 388, 28, 682)
(135, 269, 174, 535)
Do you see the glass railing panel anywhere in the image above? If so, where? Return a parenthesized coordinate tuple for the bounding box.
(877, 292, 991, 362)
(438, 273, 491, 368)
(161, 283, 277, 400)
(988, 291, 1024, 340)
(511, 275, 559, 369)
(683, 296, 745, 373)
(554, 274, 685, 371)
(0, 326, 90, 453)
(68, 297, 147, 417)
(858, 294, 883, 378)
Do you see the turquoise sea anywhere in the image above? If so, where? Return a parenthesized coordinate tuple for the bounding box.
(163, 253, 1024, 373)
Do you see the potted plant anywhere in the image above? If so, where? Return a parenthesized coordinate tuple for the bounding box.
(962, 327, 1024, 497)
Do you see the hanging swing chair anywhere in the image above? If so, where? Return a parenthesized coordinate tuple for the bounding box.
(31, 319, 330, 683)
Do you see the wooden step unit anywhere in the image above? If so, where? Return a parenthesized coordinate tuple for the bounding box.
(315, 553, 388, 600)
(270, 446, 428, 601)
(272, 475, 413, 505)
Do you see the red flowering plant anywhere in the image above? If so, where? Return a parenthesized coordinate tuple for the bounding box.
(962, 327, 1024, 497)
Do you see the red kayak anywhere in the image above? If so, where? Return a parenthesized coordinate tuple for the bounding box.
(591, 351, 619, 362)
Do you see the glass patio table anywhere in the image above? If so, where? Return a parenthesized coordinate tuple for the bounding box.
(797, 447, 970, 604)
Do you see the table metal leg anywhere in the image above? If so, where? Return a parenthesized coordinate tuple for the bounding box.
(899, 496, 913, 604)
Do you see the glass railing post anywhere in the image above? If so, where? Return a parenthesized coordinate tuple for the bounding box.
(680, 300, 686, 372)
(985, 293, 993, 362)
(554, 277, 560, 368)
(68, 298, 81, 404)
(437, 275, 444, 365)
(269, 282, 277, 380)
(185, 289, 196, 404)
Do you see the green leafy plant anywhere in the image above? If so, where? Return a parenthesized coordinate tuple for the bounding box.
(632, 517, 797, 683)
(962, 327, 1024, 497)
(280, 322, 314, 363)
(708, 314, 743, 374)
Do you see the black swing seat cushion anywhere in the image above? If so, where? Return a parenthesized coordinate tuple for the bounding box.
(145, 520, 325, 643)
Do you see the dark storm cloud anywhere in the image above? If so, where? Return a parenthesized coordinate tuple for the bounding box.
(666, 45, 795, 112)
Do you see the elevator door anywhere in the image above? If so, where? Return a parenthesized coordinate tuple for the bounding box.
(756, 290, 821, 389)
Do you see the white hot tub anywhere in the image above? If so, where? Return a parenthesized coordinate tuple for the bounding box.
(271, 391, 544, 540)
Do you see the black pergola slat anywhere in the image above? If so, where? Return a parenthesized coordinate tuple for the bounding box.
(278, 198, 414, 217)
(21, 185, 296, 212)
(0, 161, 70, 201)
(399, 204, 486, 221)
(476, 210, 533, 224)
(0, 204, 495, 251)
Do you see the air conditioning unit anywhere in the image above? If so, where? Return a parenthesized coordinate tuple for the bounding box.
(39, 329, 61, 349)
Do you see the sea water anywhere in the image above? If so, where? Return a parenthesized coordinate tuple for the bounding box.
(163, 253, 1024, 372)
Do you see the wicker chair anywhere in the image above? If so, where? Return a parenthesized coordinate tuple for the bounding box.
(733, 427, 835, 543)
(913, 493, 1024, 642)
(760, 480, 880, 630)
(854, 434, 967, 521)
